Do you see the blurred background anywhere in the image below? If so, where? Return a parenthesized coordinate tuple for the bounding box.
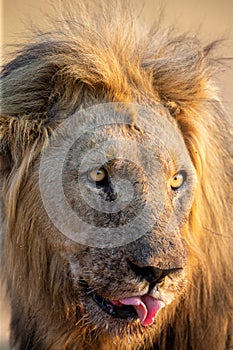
(0, 0, 232, 349)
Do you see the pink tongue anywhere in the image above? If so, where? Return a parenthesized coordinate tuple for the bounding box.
(118, 296, 165, 326)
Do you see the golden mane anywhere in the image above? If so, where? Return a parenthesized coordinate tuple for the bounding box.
(0, 2, 232, 349)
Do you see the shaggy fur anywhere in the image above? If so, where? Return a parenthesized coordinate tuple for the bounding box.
(0, 2, 232, 350)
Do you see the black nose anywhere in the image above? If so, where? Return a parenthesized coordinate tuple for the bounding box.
(127, 259, 182, 284)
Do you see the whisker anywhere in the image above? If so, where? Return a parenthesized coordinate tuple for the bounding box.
(203, 226, 231, 238)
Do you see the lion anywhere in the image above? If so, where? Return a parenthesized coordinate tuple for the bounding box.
(0, 2, 232, 350)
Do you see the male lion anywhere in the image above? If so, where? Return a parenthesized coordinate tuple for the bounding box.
(0, 2, 232, 350)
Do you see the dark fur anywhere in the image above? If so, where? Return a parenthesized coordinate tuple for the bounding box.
(0, 2, 232, 349)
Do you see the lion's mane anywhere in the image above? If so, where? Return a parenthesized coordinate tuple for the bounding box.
(0, 2, 232, 350)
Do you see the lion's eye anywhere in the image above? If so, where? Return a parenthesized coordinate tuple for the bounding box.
(170, 172, 185, 190)
(88, 168, 107, 183)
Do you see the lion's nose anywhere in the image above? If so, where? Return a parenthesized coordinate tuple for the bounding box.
(127, 259, 182, 284)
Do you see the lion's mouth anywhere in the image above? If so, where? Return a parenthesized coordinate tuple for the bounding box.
(92, 291, 138, 320)
(81, 280, 165, 326)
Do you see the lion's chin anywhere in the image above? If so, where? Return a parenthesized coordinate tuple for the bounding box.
(81, 280, 165, 327)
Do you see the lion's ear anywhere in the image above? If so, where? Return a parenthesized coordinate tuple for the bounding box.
(0, 42, 91, 125)
(0, 42, 79, 176)
(0, 49, 55, 119)
(148, 37, 218, 113)
(0, 44, 56, 176)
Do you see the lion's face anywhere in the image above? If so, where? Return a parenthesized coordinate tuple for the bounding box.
(37, 103, 197, 335)
(1, 0, 232, 347)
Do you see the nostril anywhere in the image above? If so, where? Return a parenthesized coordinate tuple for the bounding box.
(127, 259, 164, 284)
(127, 259, 182, 285)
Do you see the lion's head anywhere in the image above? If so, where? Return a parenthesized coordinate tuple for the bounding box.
(0, 3, 232, 350)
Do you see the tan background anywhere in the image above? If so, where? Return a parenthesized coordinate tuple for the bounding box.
(0, 0, 232, 349)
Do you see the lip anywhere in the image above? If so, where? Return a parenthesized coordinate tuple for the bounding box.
(81, 280, 138, 320)
(92, 290, 138, 320)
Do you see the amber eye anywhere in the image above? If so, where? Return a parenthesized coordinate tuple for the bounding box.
(88, 168, 106, 183)
(170, 172, 185, 190)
